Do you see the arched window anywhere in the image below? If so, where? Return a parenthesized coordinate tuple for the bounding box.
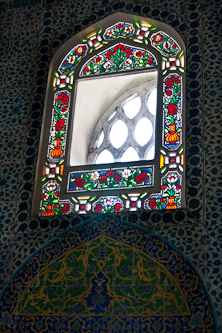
(32, 13, 186, 216)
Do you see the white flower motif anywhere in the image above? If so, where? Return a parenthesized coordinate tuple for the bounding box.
(135, 25, 149, 40)
(167, 173, 178, 184)
(90, 171, 100, 181)
(50, 130, 56, 138)
(88, 34, 102, 48)
(67, 55, 76, 64)
(104, 61, 112, 69)
(104, 197, 115, 206)
(163, 41, 170, 50)
(125, 58, 133, 66)
(106, 29, 114, 37)
(46, 180, 56, 192)
(44, 163, 60, 179)
(121, 169, 131, 179)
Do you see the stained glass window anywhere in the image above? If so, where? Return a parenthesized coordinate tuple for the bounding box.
(32, 13, 186, 216)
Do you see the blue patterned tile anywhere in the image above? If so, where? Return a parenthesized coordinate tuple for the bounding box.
(12, 5, 42, 32)
(0, 89, 31, 128)
(0, 128, 25, 162)
(0, 64, 6, 89)
(0, 34, 10, 61)
(53, 0, 77, 36)
(10, 239, 47, 277)
(3, 58, 36, 91)
(0, 9, 13, 34)
(0, 2, 9, 12)
(203, 4, 222, 36)
(0, 218, 218, 331)
(9, 0, 41, 9)
(8, 29, 39, 59)
(0, 0, 220, 330)
(0, 241, 13, 293)
(0, 163, 21, 200)
(0, 202, 15, 242)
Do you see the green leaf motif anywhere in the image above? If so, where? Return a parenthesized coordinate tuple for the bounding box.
(84, 183, 92, 188)
(52, 199, 59, 203)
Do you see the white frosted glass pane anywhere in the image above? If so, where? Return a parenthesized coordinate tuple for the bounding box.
(96, 150, 114, 164)
(109, 120, 128, 149)
(123, 96, 142, 119)
(134, 118, 153, 146)
(97, 131, 104, 148)
(107, 111, 116, 121)
(146, 146, 155, 160)
(70, 71, 157, 166)
(121, 147, 139, 162)
(147, 88, 157, 116)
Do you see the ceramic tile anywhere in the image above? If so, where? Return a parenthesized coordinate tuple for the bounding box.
(0, 202, 16, 242)
(0, 218, 218, 331)
(8, 29, 39, 59)
(0, 0, 221, 331)
(0, 9, 13, 34)
(9, 0, 41, 9)
(0, 34, 10, 61)
(0, 1, 9, 12)
(0, 89, 31, 128)
(0, 163, 21, 200)
(12, 4, 42, 32)
(0, 128, 25, 162)
(3, 58, 36, 91)
(0, 241, 13, 292)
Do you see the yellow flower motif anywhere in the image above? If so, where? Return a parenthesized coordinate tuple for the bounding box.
(106, 29, 113, 36)
(155, 34, 162, 42)
(124, 26, 133, 34)
(76, 46, 83, 54)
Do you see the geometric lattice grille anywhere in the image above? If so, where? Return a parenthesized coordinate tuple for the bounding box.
(88, 86, 157, 165)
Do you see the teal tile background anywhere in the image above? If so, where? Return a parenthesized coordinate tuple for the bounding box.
(0, 0, 221, 331)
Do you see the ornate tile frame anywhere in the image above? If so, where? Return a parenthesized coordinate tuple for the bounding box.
(32, 13, 186, 218)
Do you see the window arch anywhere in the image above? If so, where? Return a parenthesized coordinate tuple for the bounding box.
(32, 13, 186, 216)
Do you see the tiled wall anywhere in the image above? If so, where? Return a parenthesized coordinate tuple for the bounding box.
(0, 0, 221, 330)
